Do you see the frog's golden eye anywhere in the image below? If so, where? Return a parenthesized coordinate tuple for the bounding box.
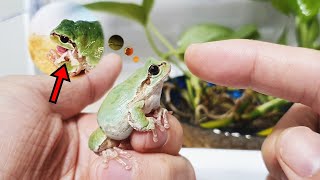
(148, 65, 160, 76)
(60, 36, 69, 43)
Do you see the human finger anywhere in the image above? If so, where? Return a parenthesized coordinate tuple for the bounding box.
(185, 40, 320, 113)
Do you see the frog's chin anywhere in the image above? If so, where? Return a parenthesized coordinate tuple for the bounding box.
(162, 67, 171, 81)
(163, 74, 169, 81)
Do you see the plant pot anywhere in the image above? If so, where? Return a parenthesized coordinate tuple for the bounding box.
(161, 76, 292, 150)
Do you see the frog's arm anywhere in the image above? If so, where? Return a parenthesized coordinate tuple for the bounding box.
(128, 100, 155, 131)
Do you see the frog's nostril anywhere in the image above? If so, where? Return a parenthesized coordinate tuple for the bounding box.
(160, 62, 166, 66)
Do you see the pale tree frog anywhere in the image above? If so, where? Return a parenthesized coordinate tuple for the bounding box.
(89, 58, 171, 169)
(48, 19, 104, 76)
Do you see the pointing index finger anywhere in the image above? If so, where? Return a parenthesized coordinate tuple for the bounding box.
(185, 39, 320, 113)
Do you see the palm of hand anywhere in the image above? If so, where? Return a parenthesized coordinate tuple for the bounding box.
(0, 76, 99, 179)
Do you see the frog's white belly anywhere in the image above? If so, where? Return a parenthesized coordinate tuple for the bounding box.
(103, 114, 133, 140)
(143, 84, 162, 113)
(143, 93, 161, 113)
(103, 82, 164, 140)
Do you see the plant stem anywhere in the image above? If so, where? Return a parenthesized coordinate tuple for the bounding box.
(200, 117, 233, 129)
(256, 127, 273, 136)
(147, 23, 191, 76)
(149, 22, 176, 55)
(144, 27, 164, 57)
(241, 98, 288, 120)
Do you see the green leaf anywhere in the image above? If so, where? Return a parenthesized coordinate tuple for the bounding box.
(177, 24, 233, 51)
(230, 24, 260, 39)
(84, 2, 147, 25)
(271, 0, 320, 19)
(271, 0, 291, 15)
(142, 0, 155, 18)
(294, 0, 320, 19)
(296, 16, 320, 47)
(277, 27, 288, 45)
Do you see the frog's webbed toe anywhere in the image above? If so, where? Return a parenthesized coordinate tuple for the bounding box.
(102, 147, 134, 170)
(153, 108, 171, 130)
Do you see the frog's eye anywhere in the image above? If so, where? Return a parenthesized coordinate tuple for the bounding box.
(148, 65, 160, 75)
(60, 36, 69, 43)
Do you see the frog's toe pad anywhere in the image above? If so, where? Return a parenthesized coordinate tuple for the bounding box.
(154, 108, 170, 130)
(101, 147, 134, 170)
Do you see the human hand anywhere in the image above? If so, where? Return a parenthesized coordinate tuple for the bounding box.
(185, 40, 320, 180)
(0, 53, 194, 179)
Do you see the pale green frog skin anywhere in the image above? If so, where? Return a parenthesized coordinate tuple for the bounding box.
(88, 58, 171, 155)
(49, 19, 104, 76)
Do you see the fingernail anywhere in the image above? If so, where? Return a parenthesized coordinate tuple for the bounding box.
(278, 127, 320, 177)
(96, 159, 132, 180)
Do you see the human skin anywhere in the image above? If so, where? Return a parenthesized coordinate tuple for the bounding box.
(0, 53, 195, 180)
(185, 39, 320, 180)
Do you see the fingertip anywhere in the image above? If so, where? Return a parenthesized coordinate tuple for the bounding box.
(276, 126, 320, 178)
(130, 114, 183, 155)
(185, 43, 198, 66)
(184, 40, 259, 88)
(185, 43, 203, 78)
(261, 129, 285, 180)
(99, 53, 122, 74)
(130, 125, 168, 152)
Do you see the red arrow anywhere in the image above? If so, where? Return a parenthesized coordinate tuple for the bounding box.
(49, 64, 70, 104)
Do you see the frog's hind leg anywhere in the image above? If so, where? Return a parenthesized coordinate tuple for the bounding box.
(89, 128, 134, 170)
(101, 147, 133, 170)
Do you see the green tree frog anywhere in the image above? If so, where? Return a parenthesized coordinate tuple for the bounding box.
(48, 19, 104, 76)
(88, 58, 171, 169)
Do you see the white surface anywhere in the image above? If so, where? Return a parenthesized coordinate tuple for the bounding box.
(29, 2, 97, 35)
(0, 0, 24, 21)
(0, 14, 32, 76)
(180, 148, 268, 180)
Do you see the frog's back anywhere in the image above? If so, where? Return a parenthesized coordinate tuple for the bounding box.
(74, 21, 104, 64)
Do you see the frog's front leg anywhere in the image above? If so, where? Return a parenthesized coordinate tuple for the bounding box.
(47, 49, 60, 62)
(128, 100, 161, 142)
(153, 108, 171, 131)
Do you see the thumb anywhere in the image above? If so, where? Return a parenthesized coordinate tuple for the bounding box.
(43, 53, 122, 118)
(276, 126, 320, 179)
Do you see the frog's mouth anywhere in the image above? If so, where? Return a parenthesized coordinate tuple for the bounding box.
(48, 45, 83, 65)
(55, 45, 81, 59)
(56, 45, 68, 54)
(48, 32, 84, 64)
